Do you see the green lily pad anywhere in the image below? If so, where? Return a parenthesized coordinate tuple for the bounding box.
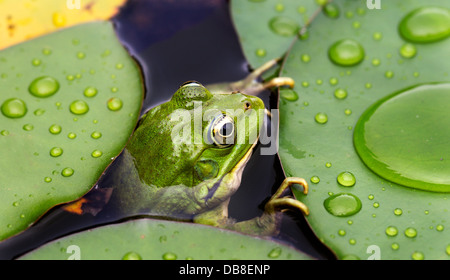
(230, 0, 323, 68)
(232, 0, 450, 259)
(0, 21, 144, 241)
(18, 218, 313, 260)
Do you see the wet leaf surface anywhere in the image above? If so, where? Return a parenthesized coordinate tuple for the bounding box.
(233, 0, 450, 259)
(18, 218, 314, 260)
(0, 21, 144, 241)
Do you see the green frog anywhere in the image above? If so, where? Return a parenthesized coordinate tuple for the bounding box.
(111, 59, 309, 236)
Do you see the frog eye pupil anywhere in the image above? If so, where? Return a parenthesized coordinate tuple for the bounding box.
(220, 122, 233, 137)
(210, 114, 235, 148)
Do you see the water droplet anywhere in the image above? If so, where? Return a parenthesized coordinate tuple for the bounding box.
(122, 252, 142, 260)
(337, 171, 356, 187)
(91, 150, 103, 158)
(1, 98, 27, 118)
(42, 48, 52, 55)
(391, 243, 400, 250)
(373, 32, 383, 41)
(325, 162, 332, 168)
(323, 2, 340, 18)
(107, 98, 123, 111)
(329, 77, 338, 85)
(310, 176, 320, 184)
(328, 39, 365, 66)
(77, 52, 85, 59)
(411, 251, 424, 260)
(52, 12, 66, 27)
(385, 226, 398, 237)
(345, 11, 354, 19)
(255, 48, 267, 57)
(334, 88, 348, 99)
(315, 112, 328, 124)
(373, 202, 380, 208)
(385, 70, 394, 79)
(84, 87, 98, 98)
(371, 58, 381, 66)
(44, 177, 52, 183)
(116, 63, 124, 69)
(323, 193, 362, 217)
(436, 224, 444, 231)
(34, 109, 45, 116)
(352, 21, 361, 29)
(70, 100, 89, 115)
(399, 6, 450, 43)
(91, 131, 102, 139)
(354, 83, 450, 192)
(446, 245, 450, 255)
(32, 59, 41, 66)
(368, 194, 374, 200)
(50, 147, 63, 157)
(400, 43, 417, 58)
(61, 167, 74, 177)
(22, 124, 34, 131)
(162, 252, 177, 260)
(338, 229, 346, 236)
(279, 89, 298, 102)
(29, 76, 60, 98)
(344, 109, 352, 115)
(111, 87, 118, 93)
(269, 16, 300, 37)
(394, 208, 403, 216)
(268, 247, 282, 258)
(301, 54, 311, 63)
(12, 201, 19, 207)
(349, 239, 356, 245)
(68, 132, 77, 139)
(405, 227, 418, 238)
(274, 3, 284, 12)
(49, 124, 62, 135)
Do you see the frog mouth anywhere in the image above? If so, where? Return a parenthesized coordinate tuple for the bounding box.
(231, 138, 258, 174)
(202, 138, 258, 205)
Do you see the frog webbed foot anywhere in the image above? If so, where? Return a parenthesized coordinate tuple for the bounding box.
(265, 177, 309, 216)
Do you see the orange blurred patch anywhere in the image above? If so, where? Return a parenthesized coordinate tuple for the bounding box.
(0, 0, 127, 50)
(63, 198, 88, 215)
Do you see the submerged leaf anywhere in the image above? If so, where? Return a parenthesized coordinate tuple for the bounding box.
(0, 21, 144, 241)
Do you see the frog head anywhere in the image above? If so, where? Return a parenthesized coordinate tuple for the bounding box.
(126, 81, 265, 190)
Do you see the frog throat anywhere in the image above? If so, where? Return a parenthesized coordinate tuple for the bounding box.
(201, 138, 258, 203)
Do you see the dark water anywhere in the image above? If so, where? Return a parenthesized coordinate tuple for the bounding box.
(0, 0, 334, 260)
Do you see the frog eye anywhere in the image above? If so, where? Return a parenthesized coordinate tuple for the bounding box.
(210, 114, 235, 148)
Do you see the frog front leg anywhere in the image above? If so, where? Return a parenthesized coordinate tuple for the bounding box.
(194, 177, 309, 236)
(207, 58, 295, 96)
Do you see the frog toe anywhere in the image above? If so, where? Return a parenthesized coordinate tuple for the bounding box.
(265, 177, 310, 216)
